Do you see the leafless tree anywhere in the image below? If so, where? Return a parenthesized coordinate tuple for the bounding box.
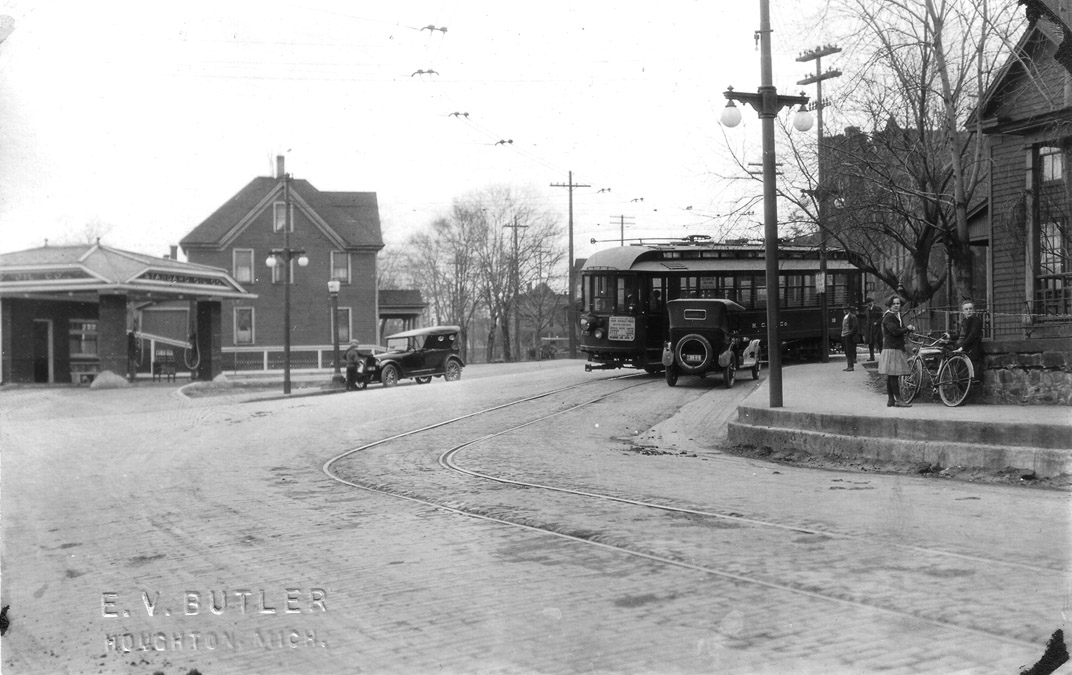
(719, 0, 1024, 307)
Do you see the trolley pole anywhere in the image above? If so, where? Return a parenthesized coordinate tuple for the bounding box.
(798, 44, 842, 363)
(551, 171, 590, 360)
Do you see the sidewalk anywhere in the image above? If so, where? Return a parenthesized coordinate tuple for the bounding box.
(726, 360, 1072, 478)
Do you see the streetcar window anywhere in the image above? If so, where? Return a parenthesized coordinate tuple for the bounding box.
(803, 274, 817, 306)
(648, 278, 666, 310)
(738, 276, 753, 307)
(786, 274, 804, 307)
(755, 276, 767, 309)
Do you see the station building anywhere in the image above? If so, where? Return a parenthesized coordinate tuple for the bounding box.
(0, 243, 253, 385)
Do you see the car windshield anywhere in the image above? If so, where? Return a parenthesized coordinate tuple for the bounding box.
(386, 336, 413, 352)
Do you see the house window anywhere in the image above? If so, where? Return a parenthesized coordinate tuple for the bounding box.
(273, 202, 293, 232)
(271, 259, 295, 284)
(335, 307, 352, 343)
(233, 249, 254, 283)
(1040, 145, 1064, 183)
(235, 307, 254, 345)
(69, 320, 98, 357)
(331, 251, 350, 283)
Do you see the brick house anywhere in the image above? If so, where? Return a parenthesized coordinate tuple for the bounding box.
(180, 158, 385, 371)
(974, 9, 1072, 404)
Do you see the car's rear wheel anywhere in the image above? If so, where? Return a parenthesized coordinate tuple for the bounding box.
(415, 376, 432, 384)
(444, 361, 462, 382)
(381, 364, 400, 388)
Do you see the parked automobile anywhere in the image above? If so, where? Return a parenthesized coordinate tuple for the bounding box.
(661, 298, 762, 387)
(366, 325, 465, 388)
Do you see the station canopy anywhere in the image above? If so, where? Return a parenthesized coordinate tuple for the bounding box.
(0, 243, 255, 302)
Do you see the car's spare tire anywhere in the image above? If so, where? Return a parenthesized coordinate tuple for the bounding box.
(675, 333, 713, 373)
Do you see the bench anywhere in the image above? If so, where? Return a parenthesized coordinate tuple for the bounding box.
(153, 348, 177, 382)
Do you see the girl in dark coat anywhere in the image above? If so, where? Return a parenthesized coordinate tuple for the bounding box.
(877, 295, 916, 407)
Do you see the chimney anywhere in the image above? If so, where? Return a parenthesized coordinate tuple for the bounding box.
(170, 245, 178, 260)
(276, 155, 285, 178)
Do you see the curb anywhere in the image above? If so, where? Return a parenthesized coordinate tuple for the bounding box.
(727, 406, 1072, 478)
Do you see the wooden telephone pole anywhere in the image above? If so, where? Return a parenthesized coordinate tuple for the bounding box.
(550, 171, 590, 359)
(797, 45, 842, 363)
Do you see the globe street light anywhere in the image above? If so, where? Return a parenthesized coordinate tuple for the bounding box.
(265, 172, 309, 395)
(719, 1, 812, 409)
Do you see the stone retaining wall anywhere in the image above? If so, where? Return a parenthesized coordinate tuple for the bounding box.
(980, 338, 1071, 406)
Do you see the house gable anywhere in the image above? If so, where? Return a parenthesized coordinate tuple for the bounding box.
(180, 177, 384, 254)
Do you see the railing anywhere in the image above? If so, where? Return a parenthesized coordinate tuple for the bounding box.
(224, 345, 340, 372)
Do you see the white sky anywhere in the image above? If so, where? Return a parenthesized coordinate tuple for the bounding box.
(0, 1, 831, 262)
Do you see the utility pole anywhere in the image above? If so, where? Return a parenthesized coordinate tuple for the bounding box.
(503, 215, 528, 362)
(798, 44, 842, 363)
(550, 171, 590, 359)
(610, 215, 635, 245)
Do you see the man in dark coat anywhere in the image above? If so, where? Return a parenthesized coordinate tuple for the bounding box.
(344, 339, 362, 391)
(841, 303, 860, 371)
(862, 297, 883, 361)
(953, 300, 984, 383)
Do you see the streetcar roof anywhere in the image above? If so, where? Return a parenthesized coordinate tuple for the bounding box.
(580, 244, 857, 273)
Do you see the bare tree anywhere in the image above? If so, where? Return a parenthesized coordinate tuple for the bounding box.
(719, 0, 1024, 306)
(56, 218, 114, 246)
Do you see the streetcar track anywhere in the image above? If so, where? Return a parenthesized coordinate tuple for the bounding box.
(323, 375, 1045, 649)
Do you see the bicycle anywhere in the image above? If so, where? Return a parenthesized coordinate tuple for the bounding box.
(899, 333, 975, 406)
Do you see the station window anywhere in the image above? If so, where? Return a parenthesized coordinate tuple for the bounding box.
(69, 320, 98, 357)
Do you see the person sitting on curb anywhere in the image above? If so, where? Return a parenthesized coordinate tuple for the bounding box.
(841, 303, 859, 371)
(878, 295, 916, 408)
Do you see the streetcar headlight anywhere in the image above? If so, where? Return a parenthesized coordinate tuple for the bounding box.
(579, 317, 590, 330)
(594, 328, 605, 340)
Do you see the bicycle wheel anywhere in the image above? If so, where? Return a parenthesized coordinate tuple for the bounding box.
(938, 354, 972, 406)
(899, 356, 923, 404)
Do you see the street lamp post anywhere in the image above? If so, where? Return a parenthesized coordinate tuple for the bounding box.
(719, 0, 812, 409)
(265, 172, 309, 395)
(328, 279, 342, 382)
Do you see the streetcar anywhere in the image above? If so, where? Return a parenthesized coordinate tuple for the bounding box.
(578, 236, 864, 372)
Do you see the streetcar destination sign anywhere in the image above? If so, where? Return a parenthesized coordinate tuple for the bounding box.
(607, 316, 636, 341)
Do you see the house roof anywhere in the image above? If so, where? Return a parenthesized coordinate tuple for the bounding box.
(378, 289, 426, 308)
(0, 243, 254, 301)
(180, 176, 384, 251)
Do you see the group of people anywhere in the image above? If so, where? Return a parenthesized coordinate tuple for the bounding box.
(840, 296, 983, 407)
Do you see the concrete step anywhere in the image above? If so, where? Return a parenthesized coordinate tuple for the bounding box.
(727, 406, 1072, 478)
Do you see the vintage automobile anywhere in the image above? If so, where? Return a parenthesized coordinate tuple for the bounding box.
(363, 325, 465, 388)
(661, 298, 762, 388)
